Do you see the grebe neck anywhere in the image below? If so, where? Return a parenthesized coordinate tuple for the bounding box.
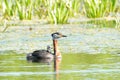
(53, 39, 61, 57)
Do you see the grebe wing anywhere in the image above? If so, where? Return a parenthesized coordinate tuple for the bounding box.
(32, 50, 53, 59)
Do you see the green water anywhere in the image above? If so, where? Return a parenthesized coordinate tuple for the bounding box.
(0, 51, 120, 80)
(0, 21, 120, 80)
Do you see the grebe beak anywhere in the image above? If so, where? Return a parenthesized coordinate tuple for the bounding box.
(62, 35, 67, 37)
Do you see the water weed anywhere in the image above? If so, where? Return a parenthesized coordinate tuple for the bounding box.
(16, 0, 33, 20)
(84, 0, 108, 18)
(2, 0, 17, 19)
(0, 0, 119, 24)
(34, 0, 48, 19)
(68, 0, 81, 17)
(108, 0, 117, 12)
(48, 0, 70, 24)
(84, 0, 118, 18)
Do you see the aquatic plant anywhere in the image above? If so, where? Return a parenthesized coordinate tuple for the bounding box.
(115, 14, 120, 28)
(2, 0, 17, 19)
(68, 0, 81, 17)
(108, 0, 117, 12)
(34, 0, 48, 19)
(48, 0, 70, 24)
(84, 0, 118, 18)
(84, 0, 108, 18)
(2, 0, 34, 20)
(0, 0, 2, 11)
(16, 0, 33, 20)
(0, 0, 119, 24)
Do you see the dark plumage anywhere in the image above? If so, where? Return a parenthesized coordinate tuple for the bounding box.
(26, 46, 53, 62)
(32, 49, 53, 59)
(26, 32, 67, 63)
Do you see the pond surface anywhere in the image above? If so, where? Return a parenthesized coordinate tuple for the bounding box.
(0, 51, 120, 80)
(0, 24, 120, 54)
(0, 20, 120, 80)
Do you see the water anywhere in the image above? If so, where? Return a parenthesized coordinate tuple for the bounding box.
(0, 20, 120, 80)
(0, 51, 120, 80)
(0, 23, 120, 54)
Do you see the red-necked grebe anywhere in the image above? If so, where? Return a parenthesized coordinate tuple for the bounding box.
(26, 32, 67, 62)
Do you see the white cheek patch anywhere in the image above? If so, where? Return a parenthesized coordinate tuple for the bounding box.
(53, 34, 59, 39)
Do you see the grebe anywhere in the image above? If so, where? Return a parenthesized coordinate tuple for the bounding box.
(26, 32, 67, 62)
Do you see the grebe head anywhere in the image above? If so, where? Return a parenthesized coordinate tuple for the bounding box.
(51, 32, 67, 40)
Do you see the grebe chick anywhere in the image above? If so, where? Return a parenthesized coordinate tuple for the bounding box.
(47, 45, 52, 53)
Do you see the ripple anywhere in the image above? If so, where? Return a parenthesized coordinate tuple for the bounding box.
(0, 69, 120, 76)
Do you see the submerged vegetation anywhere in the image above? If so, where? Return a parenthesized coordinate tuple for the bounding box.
(0, 0, 119, 24)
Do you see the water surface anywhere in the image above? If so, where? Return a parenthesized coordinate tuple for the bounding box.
(0, 51, 120, 80)
(0, 23, 120, 53)
(0, 20, 120, 80)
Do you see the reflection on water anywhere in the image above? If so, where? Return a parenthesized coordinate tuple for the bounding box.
(0, 51, 120, 80)
(54, 58, 61, 80)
